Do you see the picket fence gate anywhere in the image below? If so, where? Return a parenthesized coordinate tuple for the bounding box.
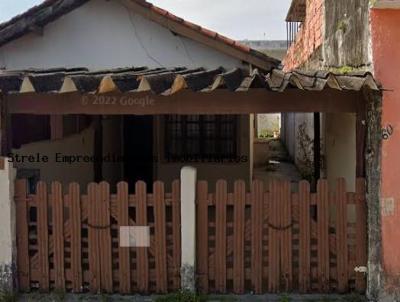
(15, 178, 367, 295)
(15, 180, 181, 294)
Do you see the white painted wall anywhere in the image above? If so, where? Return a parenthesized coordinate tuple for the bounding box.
(324, 113, 356, 191)
(0, 159, 16, 287)
(11, 127, 95, 190)
(282, 112, 356, 190)
(281, 112, 314, 178)
(0, 0, 244, 70)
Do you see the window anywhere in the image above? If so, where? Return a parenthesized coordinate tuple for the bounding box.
(165, 115, 238, 161)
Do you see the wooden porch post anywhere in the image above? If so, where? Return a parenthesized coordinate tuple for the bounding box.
(0, 93, 10, 156)
(356, 96, 367, 178)
(313, 112, 321, 185)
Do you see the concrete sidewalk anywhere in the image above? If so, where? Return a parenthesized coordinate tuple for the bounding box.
(16, 293, 366, 302)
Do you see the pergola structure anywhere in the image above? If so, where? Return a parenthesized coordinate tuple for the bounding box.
(0, 66, 380, 172)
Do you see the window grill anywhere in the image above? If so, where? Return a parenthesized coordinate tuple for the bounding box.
(165, 115, 238, 161)
(286, 21, 302, 48)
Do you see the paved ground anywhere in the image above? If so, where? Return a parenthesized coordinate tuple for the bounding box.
(253, 138, 302, 192)
(17, 293, 366, 302)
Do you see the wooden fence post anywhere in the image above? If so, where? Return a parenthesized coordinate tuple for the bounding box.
(180, 166, 197, 292)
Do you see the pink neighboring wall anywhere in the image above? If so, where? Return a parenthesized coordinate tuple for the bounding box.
(371, 9, 400, 287)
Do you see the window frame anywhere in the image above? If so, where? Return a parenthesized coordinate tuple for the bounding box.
(163, 115, 240, 163)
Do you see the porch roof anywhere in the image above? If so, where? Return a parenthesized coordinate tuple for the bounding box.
(0, 66, 380, 96)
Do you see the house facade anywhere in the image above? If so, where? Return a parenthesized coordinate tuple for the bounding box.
(0, 0, 277, 191)
(0, 0, 383, 296)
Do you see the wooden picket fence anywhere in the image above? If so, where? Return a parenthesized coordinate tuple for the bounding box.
(196, 178, 367, 294)
(15, 180, 181, 294)
(15, 177, 367, 295)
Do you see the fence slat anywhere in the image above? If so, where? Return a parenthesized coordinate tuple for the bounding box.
(196, 181, 209, 293)
(336, 178, 348, 292)
(280, 180, 292, 291)
(88, 183, 101, 293)
(251, 180, 263, 294)
(69, 183, 82, 292)
(52, 182, 65, 290)
(154, 181, 168, 293)
(355, 178, 367, 292)
(98, 182, 113, 292)
(37, 181, 49, 291)
(136, 181, 149, 293)
(298, 181, 311, 293)
(317, 179, 330, 292)
(171, 180, 181, 290)
(268, 180, 279, 293)
(117, 182, 131, 294)
(15, 179, 30, 291)
(215, 180, 227, 293)
(233, 180, 245, 294)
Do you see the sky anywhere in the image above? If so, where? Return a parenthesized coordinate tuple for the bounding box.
(0, 0, 292, 40)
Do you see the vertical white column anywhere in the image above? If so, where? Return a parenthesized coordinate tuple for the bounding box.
(180, 166, 197, 292)
(0, 158, 16, 291)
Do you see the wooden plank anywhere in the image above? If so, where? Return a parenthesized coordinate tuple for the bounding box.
(251, 180, 263, 294)
(171, 180, 181, 290)
(215, 179, 227, 293)
(36, 181, 49, 292)
(117, 182, 131, 294)
(280, 180, 292, 291)
(355, 178, 367, 292)
(98, 182, 113, 293)
(268, 180, 280, 293)
(335, 178, 348, 292)
(15, 179, 30, 291)
(153, 181, 168, 293)
(68, 183, 82, 292)
(51, 182, 65, 290)
(317, 179, 330, 292)
(8, 89, 360, 115)
(196, 181, 209, 293)
(135, 181, 149, 293)
(87, 183, 100, 293)
(233, 180, 245, 294)
(298, 181, 311, 293)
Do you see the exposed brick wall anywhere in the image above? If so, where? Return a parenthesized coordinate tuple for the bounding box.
(283, 0, 324, 71)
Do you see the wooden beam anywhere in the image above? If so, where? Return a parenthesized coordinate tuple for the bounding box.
(7, 89, 361, 115)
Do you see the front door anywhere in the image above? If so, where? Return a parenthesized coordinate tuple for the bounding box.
(123, 116, 154, 189)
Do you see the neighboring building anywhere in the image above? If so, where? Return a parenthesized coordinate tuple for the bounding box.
(282, 0, 399, 299)
(240, 40, 287, 60)
(370, 0, 400, 297)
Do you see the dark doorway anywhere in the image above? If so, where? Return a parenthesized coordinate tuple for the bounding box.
(123, 116, 154, 189)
